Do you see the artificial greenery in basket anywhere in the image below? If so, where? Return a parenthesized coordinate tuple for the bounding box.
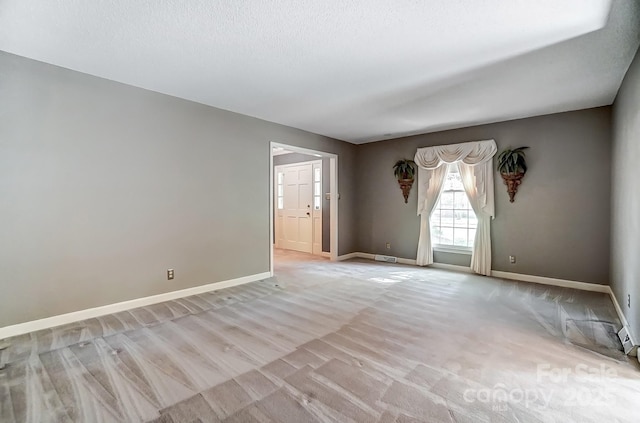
(393, 159, 417, 180)
(393, 159, 416, 203)
(497, 147, 529, 203)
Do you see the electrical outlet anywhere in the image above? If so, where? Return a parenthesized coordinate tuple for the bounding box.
(509, 255, 516, 264)
(385, 242, 391, 249)
(167, 269, 174, 280)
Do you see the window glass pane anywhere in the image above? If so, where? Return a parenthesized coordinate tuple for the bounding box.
(453, 228, 468, 246)
(430, 163, 477, 248)
(468, 228, 477, 247)
(439, 227, 454, 245)
(453, 192, 465, 209)
(442, 177, 455, 191)
(439, 192, 454, 208)
(314, 197, 321, 209)
(277, 185, 283, 196)
(277, 197, 283, 209)
(454, 210, 469, 228)
(440, 209, 454, 227)
(432, 226, 443, 244)
(314, 168, 321, 182)
(314, 182, 321, 196)
(431, 209, 441, 224)
(453, 191, 469, 209)
(443, 165, 462, 190)
(277, 172, 283, 184)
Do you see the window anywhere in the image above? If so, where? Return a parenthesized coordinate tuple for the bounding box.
(431, 163, 477, 252)
(276, 172, 284, 210)
(313, 167, 321, 210)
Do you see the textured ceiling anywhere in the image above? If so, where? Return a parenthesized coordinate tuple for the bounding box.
(1, 0, 639, 144)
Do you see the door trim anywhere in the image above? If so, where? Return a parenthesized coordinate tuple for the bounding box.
(270, 142, 338, 276)
(274, 161, 320, 253)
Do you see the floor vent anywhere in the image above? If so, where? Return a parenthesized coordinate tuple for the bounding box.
(618, 326, 638, 356)
(374, 255, 398, 263)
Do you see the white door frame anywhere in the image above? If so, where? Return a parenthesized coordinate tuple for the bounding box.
(270, 142, 338, 276)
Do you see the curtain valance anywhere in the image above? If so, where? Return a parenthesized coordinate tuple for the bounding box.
(413, 139, 497, 275)
(415, 140, 497, 217)
(414, 139, 497, 169)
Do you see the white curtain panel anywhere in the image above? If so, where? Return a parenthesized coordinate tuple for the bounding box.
(415, 163, 450, 266)
(414, 140, 497, 274)
(458, 162, 494, 275)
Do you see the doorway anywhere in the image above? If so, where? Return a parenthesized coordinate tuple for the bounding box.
(274, 161, 322, 254)
(269, 142, 338, 276)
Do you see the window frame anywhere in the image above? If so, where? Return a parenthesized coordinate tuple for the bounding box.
(431, 163, 475, 255)
(313, 166, 322, 210)
(276, 171, 284, 210)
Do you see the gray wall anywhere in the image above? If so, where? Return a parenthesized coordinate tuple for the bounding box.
(355, 107, 612, 285)
(0, 51, 357, 327)
(272, 153, 330, 252)
(0, 48, 623, 329)
(611, 47, 640, 341)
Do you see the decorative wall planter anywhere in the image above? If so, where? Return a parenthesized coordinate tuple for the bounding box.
(393, 159, 416, 204)
(397, 178, 414, 203)
(500, 172, 525, 203)
(497, 147, 529, 203)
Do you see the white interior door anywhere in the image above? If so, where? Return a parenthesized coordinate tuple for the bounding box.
(275, 163, 314, 253)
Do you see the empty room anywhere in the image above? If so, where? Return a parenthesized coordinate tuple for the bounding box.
(2, 1, 640, 422)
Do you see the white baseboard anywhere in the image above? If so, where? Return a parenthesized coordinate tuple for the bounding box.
(343, 252, 609, 293)
(607, 287, 637, 357)
(357, 252, 375, 260)
(397, 257, 417, 266)
(431, 265, 609, 294)
(608, 286, 630, 329)
(336, 252, 360, 261)
(0, 271, 271, 339)
(490, 270, 610, 293)
(338, 252, 416, 265)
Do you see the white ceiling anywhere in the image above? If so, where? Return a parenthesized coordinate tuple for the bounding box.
(1, 1, 638, 144)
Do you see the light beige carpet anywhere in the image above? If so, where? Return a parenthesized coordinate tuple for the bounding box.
(1, 249, 638, 422)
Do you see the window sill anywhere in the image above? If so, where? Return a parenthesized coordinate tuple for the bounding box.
(433, 245, 472, 255)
